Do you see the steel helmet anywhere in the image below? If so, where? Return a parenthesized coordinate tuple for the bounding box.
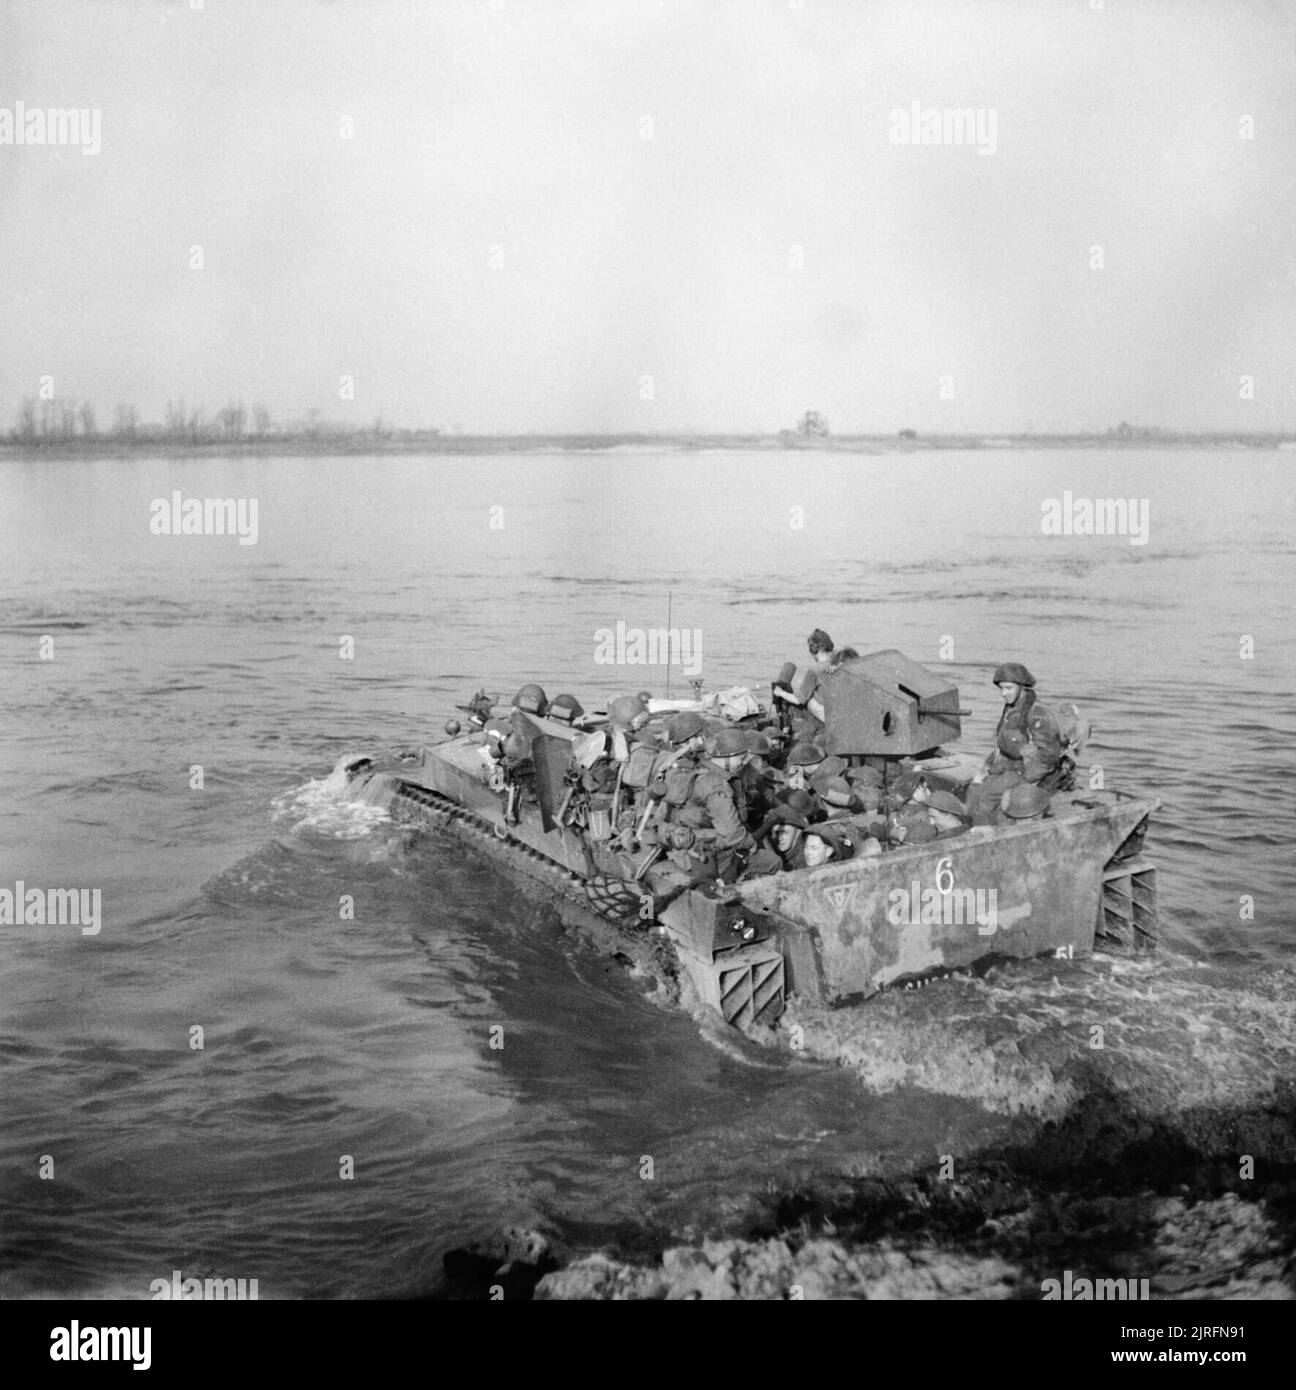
(779, 788, 822, 821)
(512, 683, 549, 716)
(548, 694, 584, 724)
(666, 711, 707, 745)
(609, 693, 648, 728)
(809, 822, 857, 859)
(787, 742, 826, 767)
(925, 790, 968, 819)
(708, 726, 749, 758)
(821, 777, 855, 809)
(1005, 784, 1052, 818)
(992, 663, 1035, 688)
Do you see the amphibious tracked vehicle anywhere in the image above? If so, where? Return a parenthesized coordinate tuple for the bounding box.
(339, 651, 1158, 1034)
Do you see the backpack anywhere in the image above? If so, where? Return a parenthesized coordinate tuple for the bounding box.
(663, 761, 700, 806)
(1056, 702, 1090, 763)
(621, 743, 659, 790)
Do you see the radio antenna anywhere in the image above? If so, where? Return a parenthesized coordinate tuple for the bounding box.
(665, 591, 673, 699)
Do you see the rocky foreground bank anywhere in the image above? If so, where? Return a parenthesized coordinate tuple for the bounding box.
(441, 958, 1296, 1299)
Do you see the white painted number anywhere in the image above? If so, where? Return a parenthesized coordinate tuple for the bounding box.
(935, 856, 953, 895)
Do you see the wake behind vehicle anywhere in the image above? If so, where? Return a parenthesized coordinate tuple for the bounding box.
(340, 651, 1159, 1034)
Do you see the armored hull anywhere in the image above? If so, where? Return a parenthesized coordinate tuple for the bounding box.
(342, 736, 1159, 1035)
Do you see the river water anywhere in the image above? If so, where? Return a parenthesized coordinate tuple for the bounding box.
(1, 448, 1293, 1297)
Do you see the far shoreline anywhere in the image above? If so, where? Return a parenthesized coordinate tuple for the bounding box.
(2, 430, 1292, 461)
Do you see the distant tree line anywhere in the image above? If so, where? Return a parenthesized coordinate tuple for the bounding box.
(6, 400, 406, 445)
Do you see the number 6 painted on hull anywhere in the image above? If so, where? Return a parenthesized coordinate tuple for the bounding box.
(935, 856, 953, 895)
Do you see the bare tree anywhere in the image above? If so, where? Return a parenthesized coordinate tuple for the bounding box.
(217, 401, 247, 438)
(112, 403, 139, 437)
(251, 402, 272, 436)
(78, 401, 97, 438)
(15, 397, 37, 442)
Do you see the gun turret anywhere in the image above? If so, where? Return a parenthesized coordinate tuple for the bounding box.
(818, 650, 967, 757)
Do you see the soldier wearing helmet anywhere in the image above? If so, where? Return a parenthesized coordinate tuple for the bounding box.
(511, 684, 550, 719)
(547, 694, 585, 726)
(802, 820, 861, 867)
(988, 663, 1063, 783)
(734, 727, 779, 831)
(663, 722, 757, 883)
(968, 662, 1066, 815)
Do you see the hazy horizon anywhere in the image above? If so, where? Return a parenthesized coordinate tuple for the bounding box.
(2, 0, 1293, 435)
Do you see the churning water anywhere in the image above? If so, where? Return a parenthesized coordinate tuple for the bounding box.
(2, 449, 1294, 1296)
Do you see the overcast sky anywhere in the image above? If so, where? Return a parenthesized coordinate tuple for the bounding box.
(1, 0, 1293, 433)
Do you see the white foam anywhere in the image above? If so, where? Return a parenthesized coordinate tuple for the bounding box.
(272, 754, 392, 840)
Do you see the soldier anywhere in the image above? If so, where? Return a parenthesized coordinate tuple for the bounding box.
(511, 684, 550, 719)
(819, 776, 858, 818)
(750, 796, 815, 873)
(893, 788, 969, 841)
(784, 742, 844, 803)
(986, 664, 1063, 782)
(736, 728, 779, 830)
(632, 709, 704, 827)
(889, 809, 939, 846)
(803, 820, 861, 866)
(771, 629, 855, 739)
(607, 692, 652, 762)
(668, 726, 757, 882)
(845, 764, 885, 814)
(547, 694, 585, 726)
(922, 789, 972, 839)
(968, 663, 1066, 815)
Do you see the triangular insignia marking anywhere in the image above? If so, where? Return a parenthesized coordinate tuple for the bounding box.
(823, 883, 856, 913)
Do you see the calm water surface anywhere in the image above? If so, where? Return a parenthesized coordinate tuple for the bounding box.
(2, 449, 1293, 1295)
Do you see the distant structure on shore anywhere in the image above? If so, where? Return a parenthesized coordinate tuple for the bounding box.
(1107, 422, 1169, 440)
(777, 410, 830, 446)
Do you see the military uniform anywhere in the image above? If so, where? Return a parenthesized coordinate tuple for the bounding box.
(671, 760, 756, 882)
(969, 663, 1069, 818)
(991, 693, 1063, 785)
(737, 758, 776, 831)
(757, 828, 807, 874)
